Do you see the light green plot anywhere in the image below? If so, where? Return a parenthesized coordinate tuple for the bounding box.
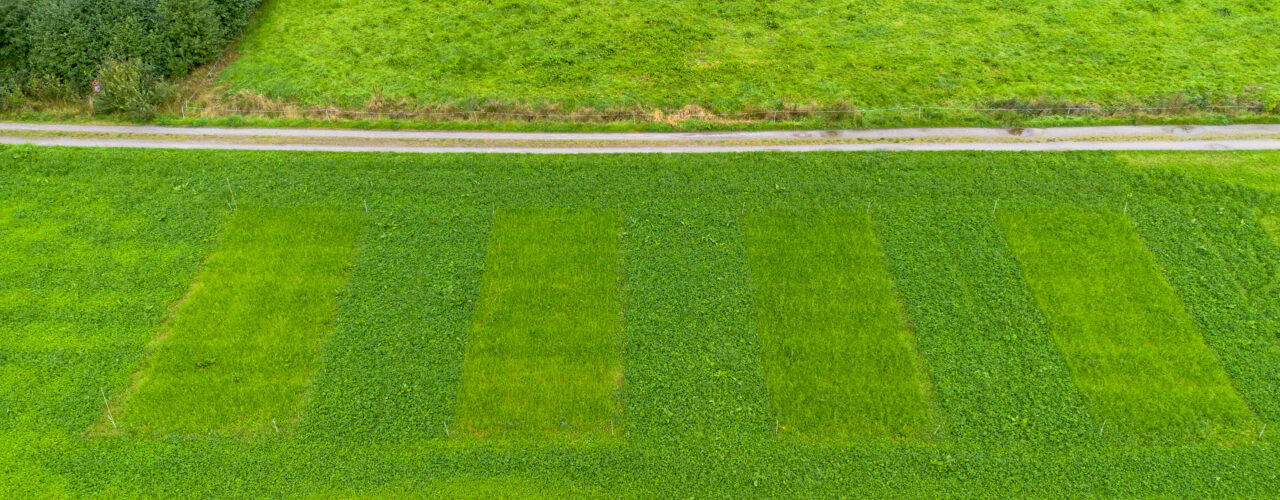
(743, 211, 932, 439)
(1262, 213, 1279, 240)
(454, 210, 623, 439)
(1001, 210, 1258, 443)
(96, 209, 363, 438)
(0, 432, 66, 499)
(1119, 152, 1280, 192)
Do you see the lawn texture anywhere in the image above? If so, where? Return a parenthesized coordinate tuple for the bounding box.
(97, 208, 364, 438)
(2, 146, 1280, 496)
(1000, 210, 1258, 444)
(454, 210, 623, 439)
(743, 211, 931, 439)
(220, 0, 1280, 112)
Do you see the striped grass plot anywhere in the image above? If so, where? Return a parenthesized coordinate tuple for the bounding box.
(95, 209, 363, 438)
(743, 212, 932, 439)
(1001, 210, 1257, 443)
(453, 210, 623, 439)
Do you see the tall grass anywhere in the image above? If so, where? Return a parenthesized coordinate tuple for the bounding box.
(220, 0, 1280, 116)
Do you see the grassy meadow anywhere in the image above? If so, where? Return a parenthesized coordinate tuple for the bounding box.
(215, 0, 1280, 120)
(2, 146, 1280, 496)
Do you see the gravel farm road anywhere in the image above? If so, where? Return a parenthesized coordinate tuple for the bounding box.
(3, 122, 1280, 154)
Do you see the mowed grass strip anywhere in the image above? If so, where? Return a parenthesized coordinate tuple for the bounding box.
(96, 209, 363, 438)
(1000, 210, 1257, 443)
(743, 212, 932, 439)
(454, 210, 622, 439)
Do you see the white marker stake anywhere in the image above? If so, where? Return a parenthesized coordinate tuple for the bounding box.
(226, 177, 238, 211)
(101, 388, 117, 429)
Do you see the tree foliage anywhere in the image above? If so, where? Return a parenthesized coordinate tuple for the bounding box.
(2, 0, 260, 93)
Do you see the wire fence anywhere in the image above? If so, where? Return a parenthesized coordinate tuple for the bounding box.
(180, 103, 1274, 121)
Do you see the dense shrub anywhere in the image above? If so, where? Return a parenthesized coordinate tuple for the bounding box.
(2, 0, 260, 100)
(94, 58, 173, 120)
(0, 0, 30, 75)
(0, 84, 22, 112)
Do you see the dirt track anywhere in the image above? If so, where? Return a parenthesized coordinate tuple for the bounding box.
(3, 122, 1280, 153)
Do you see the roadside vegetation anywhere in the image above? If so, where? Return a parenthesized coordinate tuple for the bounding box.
(2, 146, 1279, 496)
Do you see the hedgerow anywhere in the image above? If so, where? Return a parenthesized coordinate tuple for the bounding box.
(1, 147, 1278, 497)
(1, 0, 259, 107)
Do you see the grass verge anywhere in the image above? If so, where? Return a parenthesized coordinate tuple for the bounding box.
(219, 0, 1280, 115)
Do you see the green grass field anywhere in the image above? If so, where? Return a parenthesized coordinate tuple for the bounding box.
(1001, 210, 1257, 444)
(94, 209, 363, 438)
(3, 146, 1280, 496)
(217, 0, 1280, 119)
(743, 212, 932, 440)
(454, 210, 622, 439)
